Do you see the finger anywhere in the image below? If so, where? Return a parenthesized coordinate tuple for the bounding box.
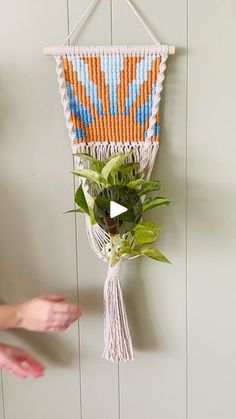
(20, 360, 44, 378)
(46, 327, 61, 333)
(52, 310, 82, 324)
(47, 316, 79, 330)
(17, 352, 45, 375)
(7, 363, 29, 379)
(46, 323, 70, 332)
(60, 324, 70, 331)
(22, 354, 45, 373)
(13, 368, 28, 379)
(41, 294, 66, 302)
(53, 303, 81, 315)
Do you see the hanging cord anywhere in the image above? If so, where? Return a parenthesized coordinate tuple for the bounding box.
(125, 0, 160, 44)
(63, 0, 161, 45)
(63, 0, 99, 45)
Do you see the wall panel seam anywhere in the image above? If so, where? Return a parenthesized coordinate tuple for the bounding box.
(110, 1, 121, 418)
(185, 0, 189, 417)
(73, 162, 83, 419)
(0, 372, 6, 419)
(67, 1, 83, 417)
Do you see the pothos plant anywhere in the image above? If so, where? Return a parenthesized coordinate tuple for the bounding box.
(68, 151, 171, 267)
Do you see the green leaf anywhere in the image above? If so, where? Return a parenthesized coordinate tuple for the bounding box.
(105, 152, 132, 162)
(64, 208, 84, 214)
(118, 221, 136, 235)
(73, 152, 96, 161)
(119, 162, 140, 176)
(90, 160, 105, 173)
(127, 177, 145, 189)
(143, 197, 171, 212)
(138, 180, 162, 196)
(84, 190, 96, 224)
(104, 152, 123, 162)
(71, 169, 106, 185)
(101, 152, 132, 180)
(94, 195, 110, 212)
(134, 220, 160, 246)
(118, 246, 141, 258)
(73, 153, 105, 173)
(140, 247, 171, 263)
(75, 184, 89, 214)
(101, 155, 123, 180)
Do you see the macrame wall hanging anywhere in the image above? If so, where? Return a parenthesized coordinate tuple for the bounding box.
(44, 0, 175, 362)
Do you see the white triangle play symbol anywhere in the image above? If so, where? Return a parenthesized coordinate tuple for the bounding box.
(110, 201, 128, 218)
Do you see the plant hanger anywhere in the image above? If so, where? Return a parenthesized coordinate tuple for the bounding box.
(44, 0, 174, 362)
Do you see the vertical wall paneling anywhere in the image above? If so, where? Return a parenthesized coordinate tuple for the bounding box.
(0, 374, 4, 419)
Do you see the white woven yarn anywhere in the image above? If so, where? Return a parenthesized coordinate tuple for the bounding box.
(103, 262, 133, 361)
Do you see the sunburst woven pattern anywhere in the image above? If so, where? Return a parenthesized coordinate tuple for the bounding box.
(62, 51, 161, 143)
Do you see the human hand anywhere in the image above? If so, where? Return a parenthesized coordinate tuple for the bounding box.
(17, 295, 82, 332)
(0, 342, 45, 379)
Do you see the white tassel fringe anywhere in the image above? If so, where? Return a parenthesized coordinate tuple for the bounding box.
(103, 262, 133, 362)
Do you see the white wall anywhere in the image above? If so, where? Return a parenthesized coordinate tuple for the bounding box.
(0, 1, 235, 418)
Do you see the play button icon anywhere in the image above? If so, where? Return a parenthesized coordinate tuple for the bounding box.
(110, 201, 128, 218)
(94, 185, 143, 234)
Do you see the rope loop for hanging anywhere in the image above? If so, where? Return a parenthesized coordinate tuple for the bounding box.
(63, 0, 161, 45)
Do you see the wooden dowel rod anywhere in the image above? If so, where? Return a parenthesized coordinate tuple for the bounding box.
(168, 45, 175, 55)
(43, 45, 175, 56)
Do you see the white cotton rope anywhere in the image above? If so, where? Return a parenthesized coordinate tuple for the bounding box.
(55, 55, 76, 143)
(63, 0, 99, 45)
(140, 50, 168, 170)
(125, 0, 160, 44)
(63, 0, 160, 46)
(103, 262, 133, 362)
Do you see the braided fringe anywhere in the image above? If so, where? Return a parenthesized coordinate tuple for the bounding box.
(141, 50, 168, 169)
(54, 56, 76, 143)
(103, 262, 133, 362)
